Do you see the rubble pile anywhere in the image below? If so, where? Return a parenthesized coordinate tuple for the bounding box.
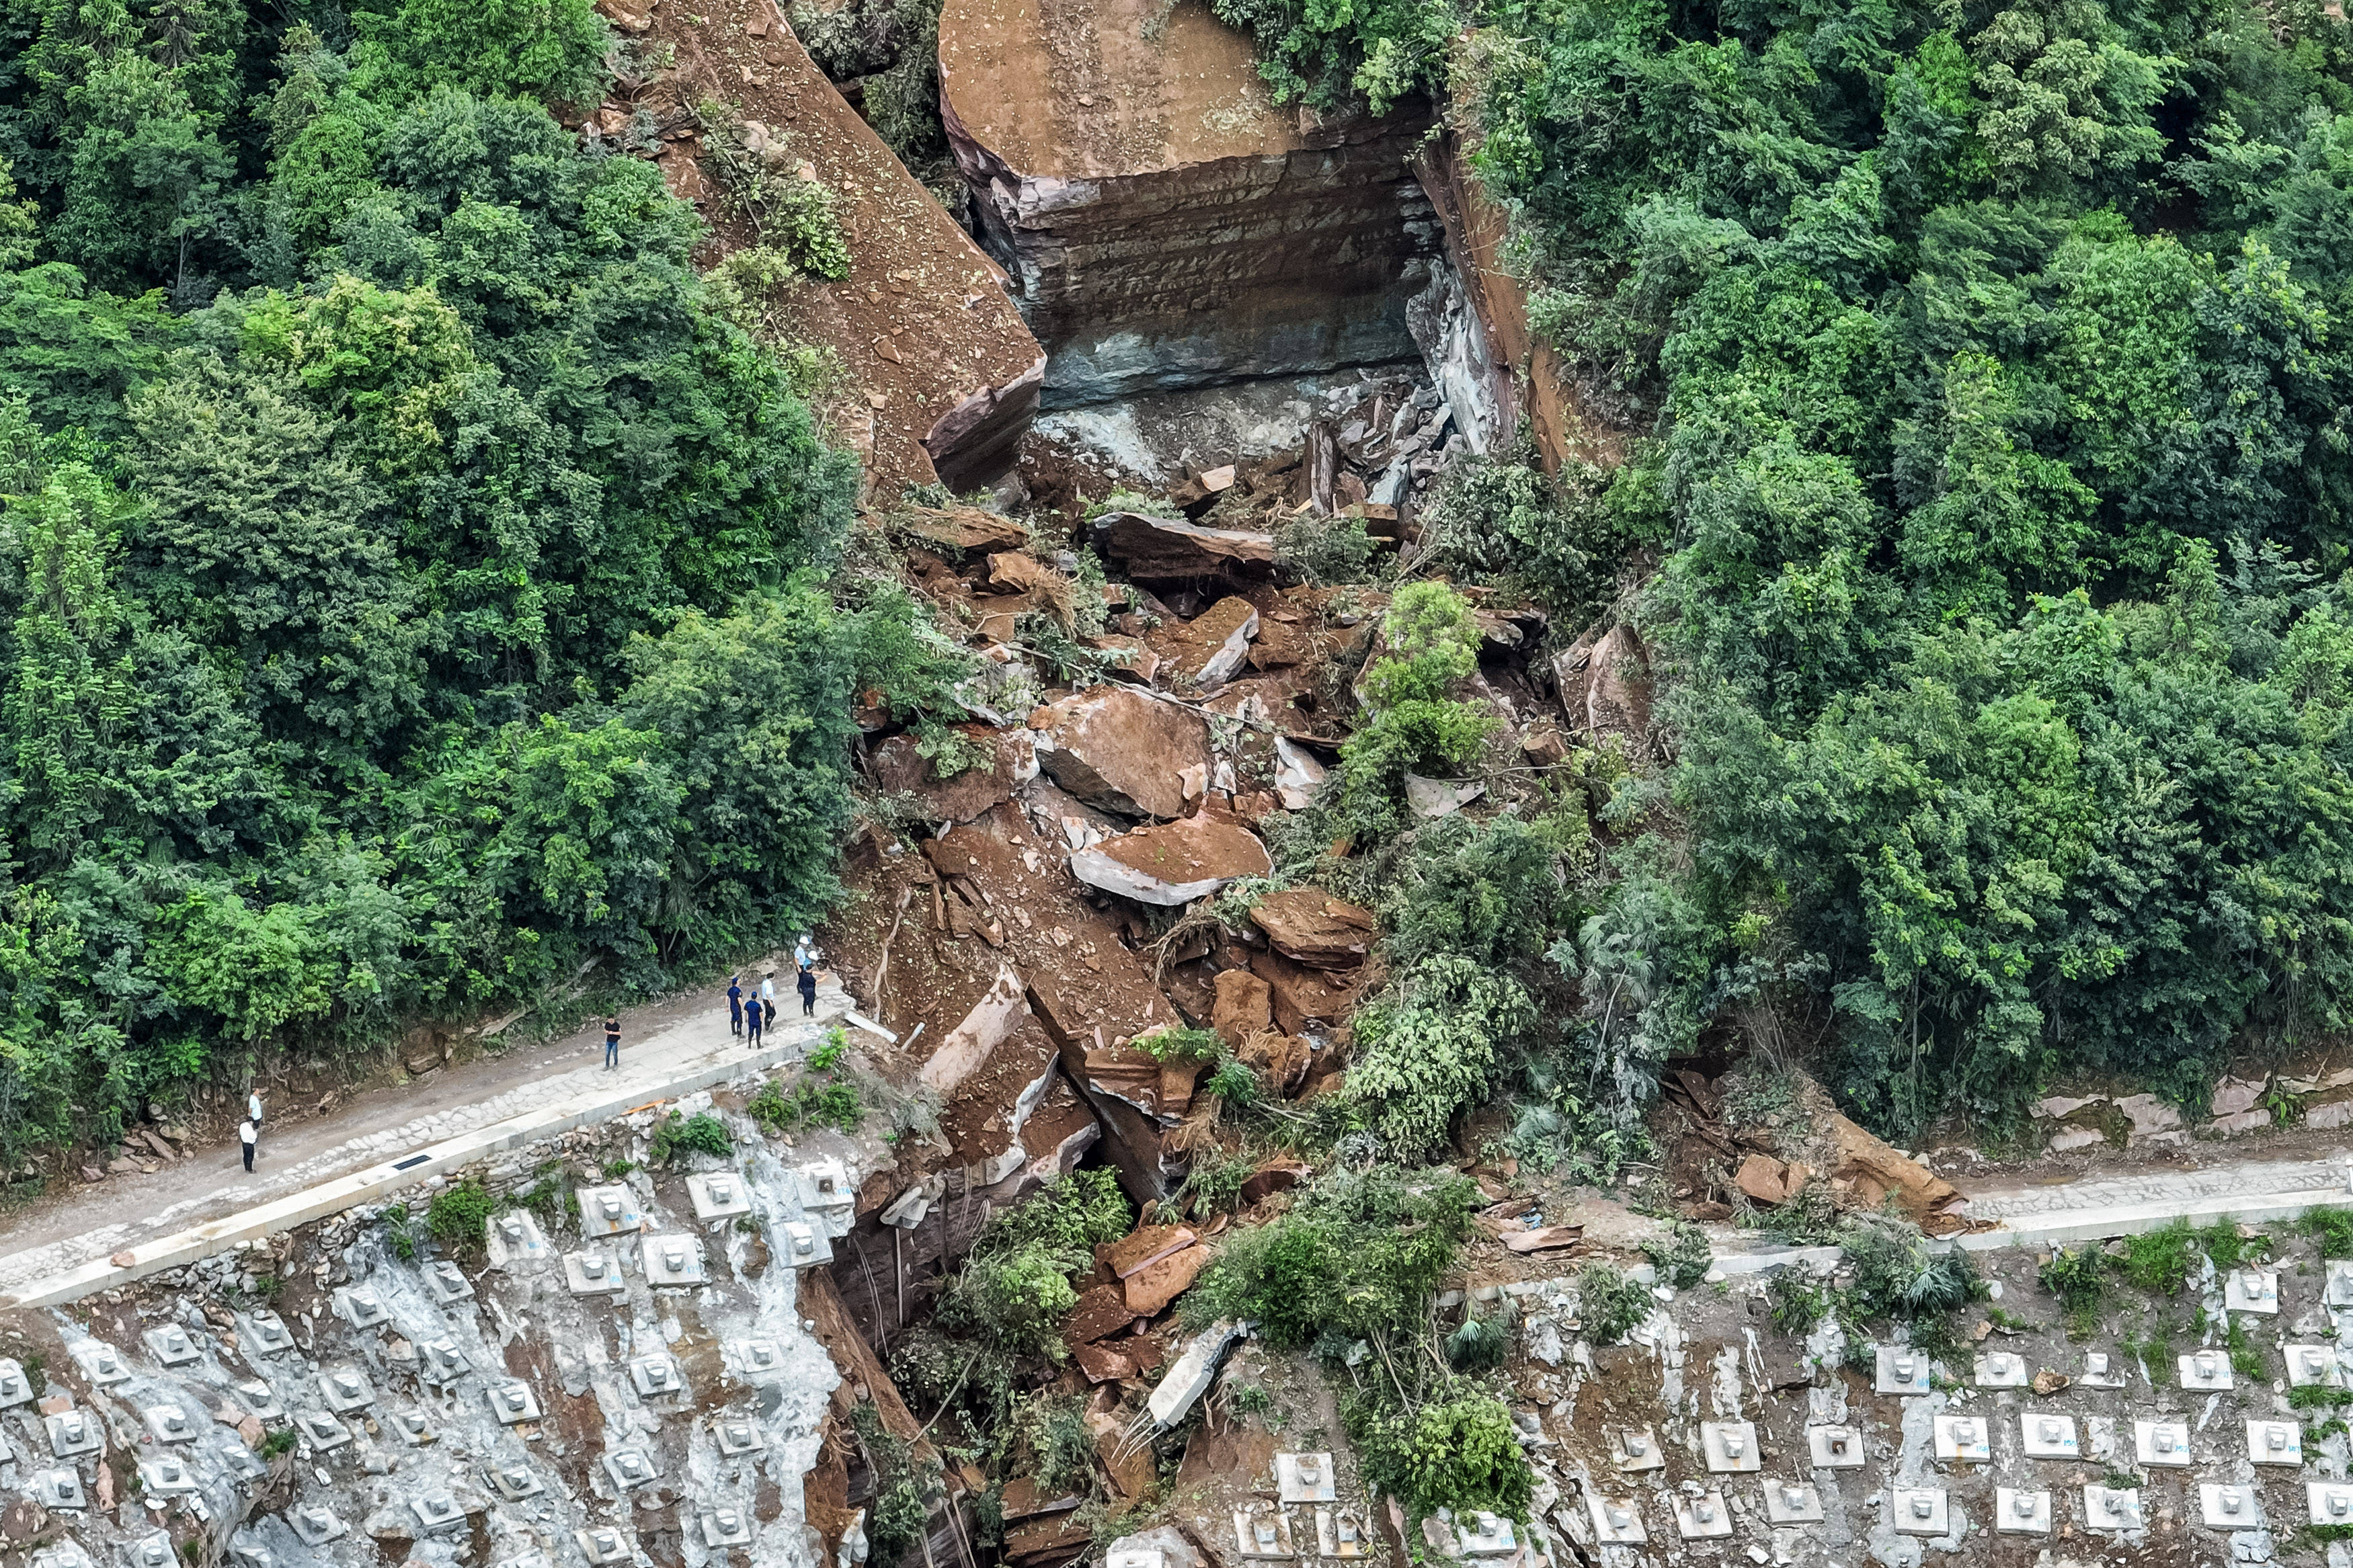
(822, 362, 1634, 1235)
(1659, 1067, 1974, 1236)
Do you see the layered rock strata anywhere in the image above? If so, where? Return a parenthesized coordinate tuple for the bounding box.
(939, 0, 1439, 405)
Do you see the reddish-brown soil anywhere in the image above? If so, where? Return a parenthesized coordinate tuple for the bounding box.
(598, 0, 1043, 496)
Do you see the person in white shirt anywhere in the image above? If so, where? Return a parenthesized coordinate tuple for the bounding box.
(247, 1089, 263, 1130)
(239, 1119, 257, 1173)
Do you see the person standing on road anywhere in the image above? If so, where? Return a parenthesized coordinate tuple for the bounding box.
(797, 964, 817, 1016)
(604, 1014, 621, 1070)
(239, 1117, 257, 1173)
(745, 996, 764, 1046)
(247, 1088, 263, 1130)
(726, 976, 744, 1036)
(760, 972, 776, 1023)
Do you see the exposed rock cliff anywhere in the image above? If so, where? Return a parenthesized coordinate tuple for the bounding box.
(939, 0, 1438, 406)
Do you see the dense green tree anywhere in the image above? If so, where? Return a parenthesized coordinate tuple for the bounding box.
(0, 0, 865, 1158)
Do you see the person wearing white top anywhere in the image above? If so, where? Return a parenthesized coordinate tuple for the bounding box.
(247, 1089, 263, 1129)
(239, 1119, 257, 1173)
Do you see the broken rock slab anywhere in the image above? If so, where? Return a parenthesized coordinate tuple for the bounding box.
(2210, 1077, 2263, 1118)
(1249, 949, 1359, 1036)
(1273, 736, 1327, 809)
(1123, 1244, 1211, 1314)
(1248, 889, 1375, 969)
(1404, 774, 1485, 819)
(869, 725, 1038, 825)
(1070, 814, 1273, 906)
(1088, 512, 1276, 583)
(891, 503, 1031, 556)
(2114, 1094, 2183, 1135)
(1029, 685, 1210, 820)
(1146, 597, 1261, 692)
(1554, 623, 1651, 747)
(1735, 1154, 1788, 1205)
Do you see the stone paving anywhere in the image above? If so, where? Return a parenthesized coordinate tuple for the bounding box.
(0, 980, 850, 1301)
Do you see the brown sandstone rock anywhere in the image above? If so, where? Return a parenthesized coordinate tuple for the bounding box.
(1248, 889, 1375, 968)
(1088, 513, 1277, 583)
(939, 0, 1433, 406)
(1144, 597, 1261, 692)
(895, 504, 1031, 554)
(1211, 970, 1273, 1050)
(1248, 948, 1359, 1035)
(1070, 814, 1271, 905)
(1121, 1244, 1209, 1314)
(1735, 1153, 1788, 1205)
(869, 725, 1035, 824)
(625, 0, 1043, 495)
(1554, 623, 1652, 747)
(1062, 1284, 1139, 1347)
(1028, 686, 1209, 819)
(1105, 1225, 1197, 1280)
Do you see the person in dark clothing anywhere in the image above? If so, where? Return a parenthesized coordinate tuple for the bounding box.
(797, 965, 817, 1016)
(745, 999, 763, 1045)
(604, 1014, 621, 1069)
(726, 977, 744, 1036)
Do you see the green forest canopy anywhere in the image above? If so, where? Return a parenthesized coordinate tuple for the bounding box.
(0, 0, 902, 1161)
(1214, 0, 2353, 1135)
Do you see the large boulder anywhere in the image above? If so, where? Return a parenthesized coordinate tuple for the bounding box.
(1090, 513, 1275, 584)
(1144, 596, 1261, 692)
(1553, 623, 1651, 746)
(1070, 815, 1272, 906)
(1028, 686, 1210, 820)
(1248, 889, 1375, 969)
(869, 725, 1037, 824)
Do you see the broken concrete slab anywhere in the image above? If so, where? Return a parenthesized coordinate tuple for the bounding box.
(1070, 815, 1272, 906)
(1146, 1319, 1245, 1429)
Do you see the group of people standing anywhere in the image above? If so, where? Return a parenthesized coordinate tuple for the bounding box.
(727, 958, 818, 1042)
(230, 941, 826, 1180)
